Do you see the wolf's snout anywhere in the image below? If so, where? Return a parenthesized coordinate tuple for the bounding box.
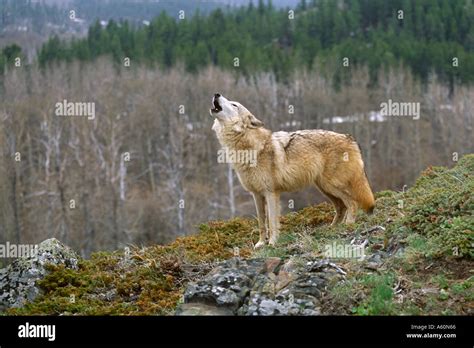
(210, 93, 223, 114)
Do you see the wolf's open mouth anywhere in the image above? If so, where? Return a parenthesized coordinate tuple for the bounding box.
(211, 98, 222, 113)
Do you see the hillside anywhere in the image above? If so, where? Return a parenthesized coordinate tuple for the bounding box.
(2, 155, 473, 315)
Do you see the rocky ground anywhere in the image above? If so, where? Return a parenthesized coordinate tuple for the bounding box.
(0, 155, 472, 316)
(177, 257, 345, 315)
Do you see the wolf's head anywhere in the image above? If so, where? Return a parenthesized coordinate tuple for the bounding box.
(210, 93, 264, 131)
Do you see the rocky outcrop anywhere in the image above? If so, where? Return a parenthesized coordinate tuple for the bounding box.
(0, 238, 80, 311)
(176, 257, 346, 315)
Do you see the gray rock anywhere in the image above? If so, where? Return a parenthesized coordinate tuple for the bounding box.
(176, 303, 234, 315)
(365, 250, 388, 270)
(97, 289, 117, 302)
(180, 258, 265, 313)
(0, 238, 80, 311)
(258, 299, 281, 315)
(177, 256, 344, 316)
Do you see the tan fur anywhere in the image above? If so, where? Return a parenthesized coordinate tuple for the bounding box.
(210, 94, 375, 247)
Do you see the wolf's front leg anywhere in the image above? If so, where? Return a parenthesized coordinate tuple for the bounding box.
(252, 193, 267, 248)
(265, 192, 281, 246)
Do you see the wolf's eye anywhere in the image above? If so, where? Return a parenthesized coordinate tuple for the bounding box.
(231, 103, 238, 108)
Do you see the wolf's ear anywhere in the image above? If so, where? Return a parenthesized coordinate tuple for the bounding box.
(247, 114, 264, 128)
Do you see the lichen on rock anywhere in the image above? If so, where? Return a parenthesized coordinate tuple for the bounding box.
(0, 238, 80, 311)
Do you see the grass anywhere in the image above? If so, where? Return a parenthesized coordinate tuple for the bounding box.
(353, 273, 396, 315)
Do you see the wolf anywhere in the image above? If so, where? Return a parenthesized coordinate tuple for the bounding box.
(210, 93, 375, 248)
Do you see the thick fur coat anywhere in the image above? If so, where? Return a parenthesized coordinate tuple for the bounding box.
(211, 94, 375, 247)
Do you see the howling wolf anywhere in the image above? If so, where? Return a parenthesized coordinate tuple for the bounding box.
(210, 93, 375, 248)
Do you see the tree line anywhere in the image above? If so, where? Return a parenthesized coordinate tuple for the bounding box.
(33, 0, 474, 84)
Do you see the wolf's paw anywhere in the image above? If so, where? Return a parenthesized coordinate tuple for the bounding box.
(268, 238, 278, 247)
(254, 240, 266, 249)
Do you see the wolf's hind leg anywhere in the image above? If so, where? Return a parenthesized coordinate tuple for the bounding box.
(316, 185, 347, 226)
(252, 193, 267, 248)
(328, 195, 346, 226)
(341, 198, 358, 224)
(323, 191, 346, 225)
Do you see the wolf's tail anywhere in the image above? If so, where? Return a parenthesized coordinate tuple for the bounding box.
(356, 173, 376, 215)
(359, 190, 375, 214)
(364, 202, 375, 214)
